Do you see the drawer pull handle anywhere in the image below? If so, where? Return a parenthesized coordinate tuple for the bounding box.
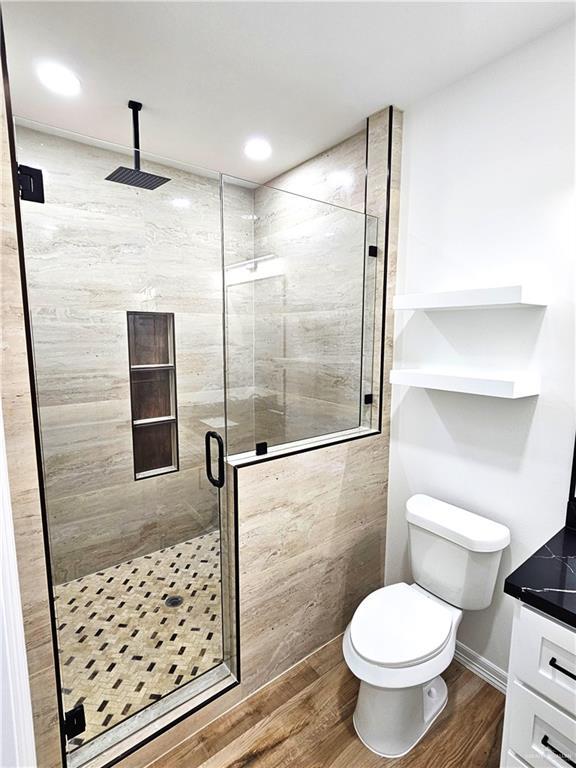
(549, 657, 576, 683)
(541, 735, 576, 767)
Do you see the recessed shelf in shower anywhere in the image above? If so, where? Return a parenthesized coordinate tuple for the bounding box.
(127, 311, 179, 479)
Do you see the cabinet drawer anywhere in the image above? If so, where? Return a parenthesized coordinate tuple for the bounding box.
(507, 680, 576, 767)
(512, 605, 576, 716)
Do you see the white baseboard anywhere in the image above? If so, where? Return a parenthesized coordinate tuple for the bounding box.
(455, 641, 508, 694)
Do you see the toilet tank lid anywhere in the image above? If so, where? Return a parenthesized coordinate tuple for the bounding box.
(406, 494, 510, 552)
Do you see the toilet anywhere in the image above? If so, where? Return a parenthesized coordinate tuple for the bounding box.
(343, 494, 510, 758)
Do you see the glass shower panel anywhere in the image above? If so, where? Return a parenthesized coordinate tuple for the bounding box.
(16, 126, 237, 765)
(222, 175, 378, 454)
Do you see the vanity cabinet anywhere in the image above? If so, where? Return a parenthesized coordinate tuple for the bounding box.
(501, 602, 576, 768)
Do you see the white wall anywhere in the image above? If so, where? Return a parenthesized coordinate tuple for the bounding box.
(387, 21, 575, 672)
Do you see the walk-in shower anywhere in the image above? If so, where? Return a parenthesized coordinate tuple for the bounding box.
(14, 122, 379, 767)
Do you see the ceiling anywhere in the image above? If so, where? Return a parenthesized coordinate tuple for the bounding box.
(3, 2, 574, 181)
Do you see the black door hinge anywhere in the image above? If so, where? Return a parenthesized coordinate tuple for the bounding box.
(255, 441, 268, 456)
(18, 164, 44, 203)
(63, 704, 86, 741)
(364, 394, 374, 405)
(368, 245, 378, 258)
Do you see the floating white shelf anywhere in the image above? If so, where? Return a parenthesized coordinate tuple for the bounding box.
(390, 368, 540, 399)
(393, 285, 546, 311)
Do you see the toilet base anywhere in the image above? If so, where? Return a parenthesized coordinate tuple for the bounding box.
(353, 675, 448, 758)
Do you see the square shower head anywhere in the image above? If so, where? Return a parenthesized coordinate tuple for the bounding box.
(105, 166, 171, 190)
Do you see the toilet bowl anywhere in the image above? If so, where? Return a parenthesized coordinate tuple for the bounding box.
(343, 494, 510, 757)
(343, 583, 462, 757)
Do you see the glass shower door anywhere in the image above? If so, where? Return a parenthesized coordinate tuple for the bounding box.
(16, 125, 237, 765)
(222, 175, 379, 456)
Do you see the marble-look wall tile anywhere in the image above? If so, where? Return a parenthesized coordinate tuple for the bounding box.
(268, 130, 367, 213)
(223, 133, 372, 455)
(253, 392, 358, 448)
(238, 434, 388, 685)
(246, 182, 366, 447)
(16, 127, 243, 582)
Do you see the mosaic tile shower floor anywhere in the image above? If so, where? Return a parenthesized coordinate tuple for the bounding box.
(54, 529, 223, 749)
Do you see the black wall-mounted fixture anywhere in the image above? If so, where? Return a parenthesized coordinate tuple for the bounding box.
(368, 245, 378, 258)
(364, 394, 374, 405)
(255, 441, 268, 456)
(106, 101, 170, 190)
(18, 164, 44, 203)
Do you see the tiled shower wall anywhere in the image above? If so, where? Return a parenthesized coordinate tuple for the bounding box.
(255, 130, 371, 447)
(225, 128, 371, 453)
(17, 128, 252, 582)
(18, 127, 374, 581)
(251, 186, 366, 447)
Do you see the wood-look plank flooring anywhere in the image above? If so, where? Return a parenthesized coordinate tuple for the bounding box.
(151, 636, 504, 768)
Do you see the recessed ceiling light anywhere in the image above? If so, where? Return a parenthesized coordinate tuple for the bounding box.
(244, 137, 272, 161)
(36, 61, 81, 97)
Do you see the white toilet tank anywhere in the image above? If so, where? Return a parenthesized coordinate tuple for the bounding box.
(406, 495, 510, 610)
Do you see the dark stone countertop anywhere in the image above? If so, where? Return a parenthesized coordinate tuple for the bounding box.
(504, 526, 576, 630)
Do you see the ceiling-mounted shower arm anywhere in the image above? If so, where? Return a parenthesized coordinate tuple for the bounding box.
(128, 100, 142, 171)
(105, 100, 169, 189)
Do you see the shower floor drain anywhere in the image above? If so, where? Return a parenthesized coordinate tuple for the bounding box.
(165, 595, 183, 608)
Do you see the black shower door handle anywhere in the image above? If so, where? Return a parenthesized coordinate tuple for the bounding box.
(205, 431, 225, 489)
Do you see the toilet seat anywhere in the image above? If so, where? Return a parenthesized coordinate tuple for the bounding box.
(350, 583, 453, 668)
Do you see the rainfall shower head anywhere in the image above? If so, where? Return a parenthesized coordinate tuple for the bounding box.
(106, 165, 169, 190)
(106, 101, 170, 190)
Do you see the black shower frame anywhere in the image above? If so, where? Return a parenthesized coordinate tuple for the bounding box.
(2, 14, 395, 759)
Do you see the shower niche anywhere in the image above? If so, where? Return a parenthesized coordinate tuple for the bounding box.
(127, 311, 179, 479)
